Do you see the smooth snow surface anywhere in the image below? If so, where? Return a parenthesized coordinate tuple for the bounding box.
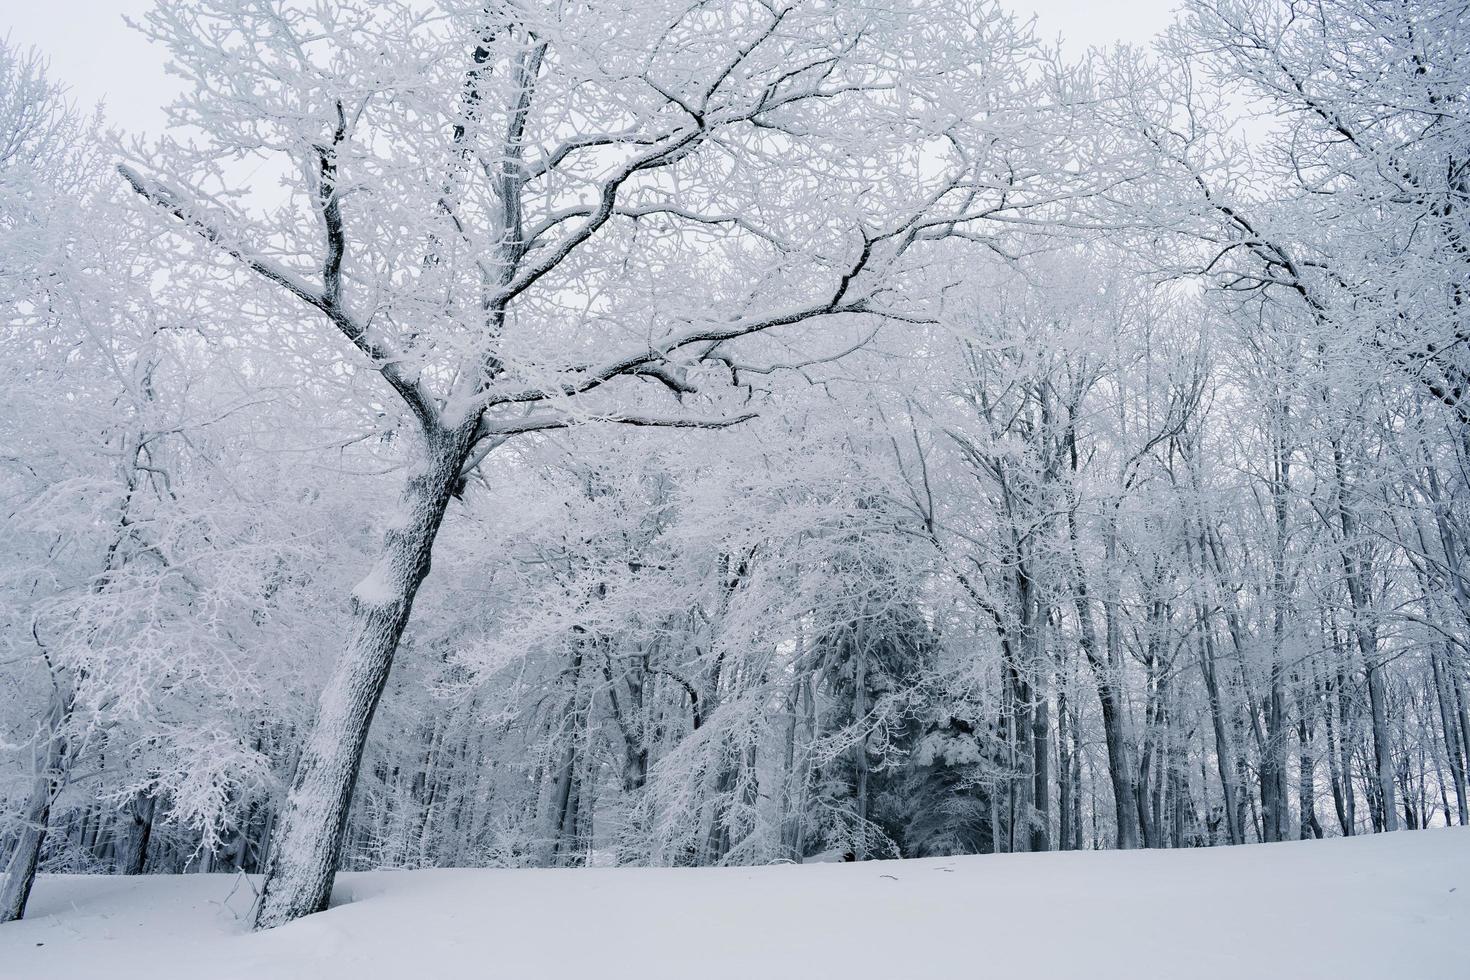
(3, 829, 1466, 979)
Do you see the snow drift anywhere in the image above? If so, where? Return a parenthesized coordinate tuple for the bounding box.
(3, 828, 1466, 979)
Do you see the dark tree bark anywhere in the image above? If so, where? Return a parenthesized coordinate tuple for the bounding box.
(123, 793, 156, 876)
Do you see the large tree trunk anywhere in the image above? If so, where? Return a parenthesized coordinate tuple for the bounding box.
(541, 743, 579, 866)
(253, 424, 475, 930)
(1260, 664, 1290, 842)
(122, 792, 156, 875)
(0, 681, 73, 923)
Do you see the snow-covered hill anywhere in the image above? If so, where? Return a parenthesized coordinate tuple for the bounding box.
(3, 829, 1466, 980)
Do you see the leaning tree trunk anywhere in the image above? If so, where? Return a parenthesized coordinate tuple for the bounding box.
(253, 423, 476, 930)
(4, 427, 153, 920)
(0, 681, 73, 923)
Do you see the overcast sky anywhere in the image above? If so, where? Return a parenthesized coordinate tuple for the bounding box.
(5, 1, 1179, 138)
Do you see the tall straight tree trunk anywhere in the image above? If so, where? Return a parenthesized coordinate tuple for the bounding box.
(1347, 584, 1396, 833)
(1068, 512, 1141, 850)
(1057, 686, 1078, 851)
(1261, 673, 1290, 841)
(853, 633, 871, 859)
(1452, 665, 1470, 806)
(1323, 669, 1351, 836)
(122, 792, 156, 875)
(1331, 439, 1397, 832)
(1423, 465, 1470, 816)
(1086, 632, 1139, 847)
(538, 643, 587, 867)
(1296, 681, 1323, 839)
(1137, 678, 1161, 849)
(1203, 525, 1268, 842)
(778, 682, 801, 860)
(1068, 698, 1083, 850)
(1030, 704, 1052, 849)
(1187, 524, 1247, 845)
(1261, 418, 1293, 843)
(1432, 649, 1469, 824)
(1030, 615, 1052, 853)
(1007, 560, 1049, 854)
(1063, 419, 1140, 850)
(1169, 756, 1191, 847)
(1198, 620, 1244, 844)
(1137, 590, 1170, 850)
(1332, 662, 1358, 834)
(254, 422, 477, 930)
(1363, 659, 1398, 832)
(1237, 661, 1271, 842)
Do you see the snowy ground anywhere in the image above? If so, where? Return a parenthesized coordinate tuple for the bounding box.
(3, 829, 1466, 980)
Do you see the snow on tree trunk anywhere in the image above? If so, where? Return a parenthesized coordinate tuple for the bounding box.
(0, 681, 72, 923)
(253, 424, 476, 930)
(1363, 662, 1399, 833)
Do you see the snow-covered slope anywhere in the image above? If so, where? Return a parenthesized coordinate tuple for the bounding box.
(3, 828, 1466, 980)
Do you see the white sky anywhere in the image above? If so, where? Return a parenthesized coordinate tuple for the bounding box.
(4, 1, 1179, 138)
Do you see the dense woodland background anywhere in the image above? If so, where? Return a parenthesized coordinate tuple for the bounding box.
(2, 0, 1468, 926)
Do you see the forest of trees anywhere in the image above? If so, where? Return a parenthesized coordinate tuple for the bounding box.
(2, 0, 1468, 930)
